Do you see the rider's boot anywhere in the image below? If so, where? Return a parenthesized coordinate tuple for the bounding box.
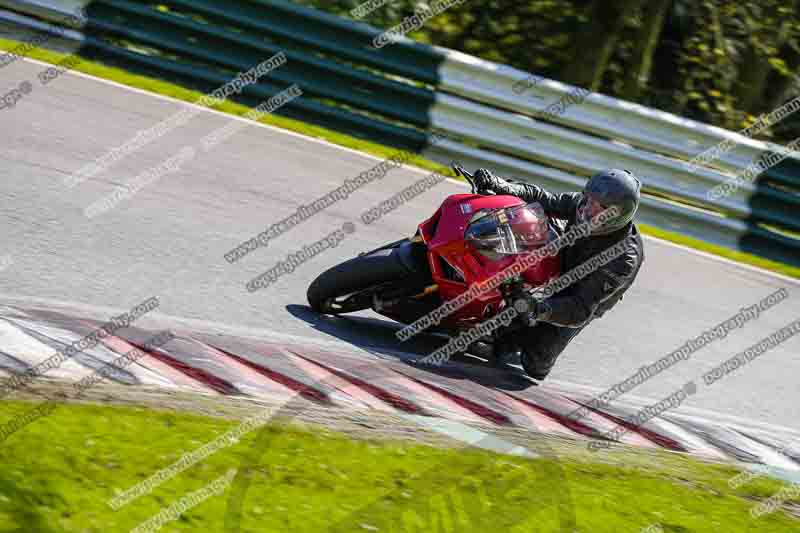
(492, 336, 523, 367)
(465, 336, 522, 367)
(491, 326, 554, 378)
(521, 353, 554, 380)
(464, 339, 495, 359)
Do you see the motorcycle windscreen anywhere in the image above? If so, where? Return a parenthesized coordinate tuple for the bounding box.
(464, 202, 549, 259)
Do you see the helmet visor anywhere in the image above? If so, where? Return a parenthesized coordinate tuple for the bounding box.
(465, 203, 549, 257)
(576, 193, 622, 234)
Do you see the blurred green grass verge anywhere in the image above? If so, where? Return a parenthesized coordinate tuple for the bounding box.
(0, 399, 798, 532)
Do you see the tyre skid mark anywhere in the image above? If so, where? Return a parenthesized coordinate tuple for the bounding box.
(0, 317, 107, 382)
(489, 391, 584, 437)
(155, 336, 301, 399)
(95, 330, 205, 391)
(390, 369, 512, 426)
(286, 350, 425, 414)
(735, 430, 800, 466)
(124, 340, 237, 395)
(290, 346, 490, 423)
(666, 417, 800, 468)
(205, 343, 332, 405)
(195, 338, 368, 409)
(499, 391, 611, 440)
(567, 399, 689, 452)
(5, 317, 141, 384)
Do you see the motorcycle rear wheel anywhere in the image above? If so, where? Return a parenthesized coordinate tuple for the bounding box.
(307, 246, 411, 315)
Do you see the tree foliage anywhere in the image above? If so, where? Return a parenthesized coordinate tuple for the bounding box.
(294, 0, 800, 143)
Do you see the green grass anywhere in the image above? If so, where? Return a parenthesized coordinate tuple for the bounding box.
(2, 37, 798, 280)
(0, 399, 798, 532)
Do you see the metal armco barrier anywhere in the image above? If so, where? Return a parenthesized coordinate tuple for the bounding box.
(1, 0, 798, 266)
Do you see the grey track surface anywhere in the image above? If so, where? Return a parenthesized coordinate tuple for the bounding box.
(1, 59, 798, 430)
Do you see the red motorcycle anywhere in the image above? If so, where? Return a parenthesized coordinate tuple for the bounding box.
(307, 164, 561, 357)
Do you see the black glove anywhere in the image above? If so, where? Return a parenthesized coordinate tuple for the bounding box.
(473, 168, 506, 193)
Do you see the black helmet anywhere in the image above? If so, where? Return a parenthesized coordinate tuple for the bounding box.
(576, 169, 641, 235)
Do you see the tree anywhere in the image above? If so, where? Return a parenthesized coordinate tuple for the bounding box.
(731, 0, 799, 114)
(560, 0, 646, 90)
(622, 0, 673, 100)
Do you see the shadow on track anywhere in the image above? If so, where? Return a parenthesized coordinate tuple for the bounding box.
(286, 304, 537, 392)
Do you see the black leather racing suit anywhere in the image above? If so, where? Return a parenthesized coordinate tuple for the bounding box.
(490, 179, 645, 378)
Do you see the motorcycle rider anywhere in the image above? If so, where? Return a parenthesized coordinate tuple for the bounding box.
(470, 168, 645, 380)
